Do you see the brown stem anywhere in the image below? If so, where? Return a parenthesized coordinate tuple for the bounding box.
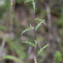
(0, 0, 13, 61)
(34, 0, 38, 62)
(34, 0, 37, 42)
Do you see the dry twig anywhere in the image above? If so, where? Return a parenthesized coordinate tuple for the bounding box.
(0, 0, 13, 61)
(34, 56, 37, 63)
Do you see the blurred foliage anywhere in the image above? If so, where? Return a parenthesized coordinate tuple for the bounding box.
(0, 0, 63, 63)
(2, 55, 23, 63)
(0, 0, 10, 19)
(5, 37, 27, 59)
(54, 51, 62, 63)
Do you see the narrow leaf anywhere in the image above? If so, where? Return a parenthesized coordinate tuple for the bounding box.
(22, 41, 35, 47)
(34, 40, 38, 48)
(2, 55, 22, 63)
(25, 0, 36, 12)
(35, 18, 46, 25)
(35, 21, 42, 31)
(38, 44, 49, 55)
(21, 25, 34, 35)
(30, 24, 34, 29)
(34, 40, 38, 45)
(32, 1, 35, 12)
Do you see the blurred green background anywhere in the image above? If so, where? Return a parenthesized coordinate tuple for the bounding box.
(0, 0, 63, 63)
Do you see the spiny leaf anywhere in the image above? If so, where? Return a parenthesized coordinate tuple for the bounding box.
(21, 28, 31, 35)
(35, 18, 46, 25)
(21, 25, 34, 35)
(22, 41, 35, 47)
(35, 21, 42, 31)
(2, 55, 22, 63)
(38, 44, 49, 55)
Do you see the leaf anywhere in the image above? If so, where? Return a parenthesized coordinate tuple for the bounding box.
(34, 40, 38, 47)
(2, 55, 22, 63)
(21, 25, 34, 35)
(32, 1, 35, 12)
(35, 21, 42, 31)
(38, 44, 49, 55)
(25, 0, 36, 12)
(22, 41, 35, 47)
(30, 24, 34, 29)
(21, 28, 31, 35)
(34, 40, 38, 48)
(35, 18, 46, 25)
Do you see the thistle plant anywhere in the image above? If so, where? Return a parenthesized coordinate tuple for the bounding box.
(21, 0, 49, 60)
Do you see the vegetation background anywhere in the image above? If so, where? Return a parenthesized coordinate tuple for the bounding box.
(0, 0, 63, 63)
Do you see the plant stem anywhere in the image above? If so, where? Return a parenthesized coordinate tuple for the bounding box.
(0, 0, 13, 61)
(34, 0, 37, 42)
(34, 0, 38, 62)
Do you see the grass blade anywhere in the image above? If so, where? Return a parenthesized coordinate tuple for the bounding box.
(2, 55, 22, 63)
